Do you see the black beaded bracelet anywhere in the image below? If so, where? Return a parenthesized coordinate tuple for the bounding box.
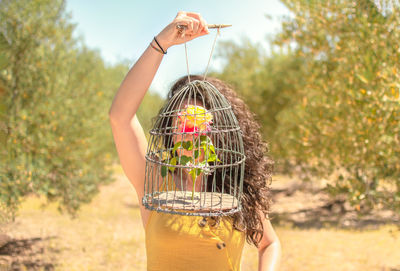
(153, 36, 167, 54)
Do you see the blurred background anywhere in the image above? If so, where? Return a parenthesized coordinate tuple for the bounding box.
(1, 0, 400, 270)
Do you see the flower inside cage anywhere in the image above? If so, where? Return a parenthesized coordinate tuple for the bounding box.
(177, 104, 213, 136)
(167, 103, 221, 199)
(171, 104, 214, 160)
(143, 79, 245, 214)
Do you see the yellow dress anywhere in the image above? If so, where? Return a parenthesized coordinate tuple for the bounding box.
(145, 172, 246, 271)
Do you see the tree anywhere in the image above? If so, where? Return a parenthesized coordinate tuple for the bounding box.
(272, 0, 400, 214)
(213, 37, 309, 164)
(0, 0, 163, 222)
(213, 0, 400, 216)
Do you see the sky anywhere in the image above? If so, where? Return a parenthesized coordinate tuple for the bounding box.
(65, 0, 292, 97)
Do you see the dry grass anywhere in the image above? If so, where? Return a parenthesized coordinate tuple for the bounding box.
(242, 225, 400, 271)
(1, 165, 400, 270)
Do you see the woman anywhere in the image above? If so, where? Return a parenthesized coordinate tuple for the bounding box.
(109, 11, 281, 271)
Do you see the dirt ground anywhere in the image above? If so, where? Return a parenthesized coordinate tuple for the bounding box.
(1, 172, 399, 271)
(269, 174, 400, 230)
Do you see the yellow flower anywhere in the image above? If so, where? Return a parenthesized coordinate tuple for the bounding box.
(177, 105, 213, 134)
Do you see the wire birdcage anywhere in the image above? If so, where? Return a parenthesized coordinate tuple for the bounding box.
(142, 23, 245, 217)
(142, 79, 246, 217)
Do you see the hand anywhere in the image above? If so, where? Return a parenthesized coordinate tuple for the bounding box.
(155, 11, 210, 50)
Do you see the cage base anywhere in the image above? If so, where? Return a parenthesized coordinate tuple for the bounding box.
(147, 191, 238, 211)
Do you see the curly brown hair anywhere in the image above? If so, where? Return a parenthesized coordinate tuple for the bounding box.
(152, 74, 274, 247)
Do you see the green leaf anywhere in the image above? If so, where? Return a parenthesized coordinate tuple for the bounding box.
(168, 157, 177, 172)
(172, 141, 182, 154)
(161, 165, 167, 177)
(181, 141, 188, 150)
(356, 73, 369, 84)
(187, 140, 193, 150)
(194, 149, 199, 159)
(182, 140, 193, 150)
(207, 153, 217, 162)
(179, 155, 192, 165)
(209, 143, 215, 154)
(194, 138, 200, 148)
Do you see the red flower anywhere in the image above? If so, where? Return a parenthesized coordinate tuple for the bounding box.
(177, 105, 213, 137)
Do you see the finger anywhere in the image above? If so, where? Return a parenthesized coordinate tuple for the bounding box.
(186, 12, 202, 31)
(186, 11, 201, 19)
(192, 18, 200, 34)
(177, 18, 193, 34)
(175, 21, 194, 40)
(176, 11, 186, 18)
(199, 16, 209, 34)
(188, 19, 194, 33)
(187, 12, 208, 35)
(198, 28, 209, 37)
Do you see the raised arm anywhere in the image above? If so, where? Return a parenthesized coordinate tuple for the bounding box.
(108, 11, 209, 123)
(108, 11, 209, 228)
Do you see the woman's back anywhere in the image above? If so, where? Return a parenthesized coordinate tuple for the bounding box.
(145, 172, 245, 271)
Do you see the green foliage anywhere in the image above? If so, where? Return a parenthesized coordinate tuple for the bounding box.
(214, 38, 309, 159)
(214, 0, 400, 215)
(136, 90, 164, 141)
(273, 0, 400, 213)
(161, 135, 221, 200)
(0, 0, 161, 222)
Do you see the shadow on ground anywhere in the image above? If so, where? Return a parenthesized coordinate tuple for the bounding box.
(0, 234, 59, 271)
(270, 178, 400, 230)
